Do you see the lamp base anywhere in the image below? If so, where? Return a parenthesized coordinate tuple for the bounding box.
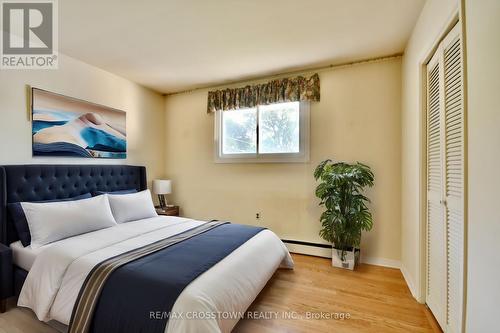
(158, 194, 168, 209)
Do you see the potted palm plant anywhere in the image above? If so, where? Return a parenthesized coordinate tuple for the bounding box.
(314, 159, 374, 270)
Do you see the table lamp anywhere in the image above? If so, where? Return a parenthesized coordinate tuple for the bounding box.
(153, 179, 172, 209)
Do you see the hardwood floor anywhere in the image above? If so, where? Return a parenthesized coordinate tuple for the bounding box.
(0, 254, 440, 333)
(234, 254, 441, 333)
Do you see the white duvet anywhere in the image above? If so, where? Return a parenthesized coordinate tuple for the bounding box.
(18, 216, 293, 333)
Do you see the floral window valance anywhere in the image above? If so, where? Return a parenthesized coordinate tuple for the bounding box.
(207, 73, 320, 113)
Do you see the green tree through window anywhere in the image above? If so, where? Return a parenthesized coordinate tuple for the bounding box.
(219, 101, 305, 160)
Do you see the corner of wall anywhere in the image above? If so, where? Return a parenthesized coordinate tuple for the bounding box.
(400, 0, 459, 304)
(400, 263, 423, 303)
(0, 53, 167, 183)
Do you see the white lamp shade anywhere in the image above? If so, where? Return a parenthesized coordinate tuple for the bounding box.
(153, 179, 172, 195)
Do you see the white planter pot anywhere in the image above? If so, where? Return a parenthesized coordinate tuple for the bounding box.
(331, 247, 360, 270)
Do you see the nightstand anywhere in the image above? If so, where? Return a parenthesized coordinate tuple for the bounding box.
(156, 206, 180, 217)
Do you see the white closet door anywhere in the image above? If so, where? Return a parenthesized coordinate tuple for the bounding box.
(425, 23, 464, 333)
(426, 49, 447, 330)
(443, 24, 464, 333)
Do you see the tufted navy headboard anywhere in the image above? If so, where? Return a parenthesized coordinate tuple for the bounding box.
(0, 164, 147, 245)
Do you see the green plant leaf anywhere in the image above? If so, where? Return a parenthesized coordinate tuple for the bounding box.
(314, 159, 375, 250)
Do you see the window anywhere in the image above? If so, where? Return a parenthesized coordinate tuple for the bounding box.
(215, 101, 309, 163)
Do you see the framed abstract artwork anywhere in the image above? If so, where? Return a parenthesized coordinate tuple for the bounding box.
(31, 87, 126, 158)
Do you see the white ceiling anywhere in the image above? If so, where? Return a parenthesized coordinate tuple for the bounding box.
(59, 0, 425, 94)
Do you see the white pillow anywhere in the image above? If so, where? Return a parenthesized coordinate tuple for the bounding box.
(22, 195, 117, 249)
(107, 189, 158, 224)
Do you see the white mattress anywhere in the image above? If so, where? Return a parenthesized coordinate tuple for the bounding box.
(10, 241, 50, 271)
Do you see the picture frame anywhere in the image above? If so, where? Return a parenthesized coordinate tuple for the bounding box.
(30, 87, 127, 159)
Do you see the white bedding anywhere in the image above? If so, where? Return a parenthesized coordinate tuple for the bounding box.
(10, 241, 48, 271)
(18, 216, 293, 333)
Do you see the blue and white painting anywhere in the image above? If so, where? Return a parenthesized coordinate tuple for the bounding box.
(31, 88, 126, 158)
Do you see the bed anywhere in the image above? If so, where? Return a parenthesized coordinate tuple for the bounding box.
(0, 164, 293, 333)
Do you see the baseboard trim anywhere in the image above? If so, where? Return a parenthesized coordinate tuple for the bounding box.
(282, 239, 401, 269)
(400, 264, 418, 300)
(361, 256, 401, 269)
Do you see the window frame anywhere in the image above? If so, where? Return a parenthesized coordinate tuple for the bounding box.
(214, 101, 310, 163)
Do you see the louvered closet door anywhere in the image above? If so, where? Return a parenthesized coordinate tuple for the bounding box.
(426, 49, 447, 330)
(443, 24, 464, 333)
(425, 23, 464, 333)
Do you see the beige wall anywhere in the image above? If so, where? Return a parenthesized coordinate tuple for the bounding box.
(400, 0, 458, 300)
(464, 0, 500, 330)
(0, 54, 166, 185)
(164, 58, 402, 265)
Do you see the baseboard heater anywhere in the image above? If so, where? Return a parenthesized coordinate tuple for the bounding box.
(282, 239, 402, 269)
(281, 239, 332, 258)
(281, 239, 331, 248)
